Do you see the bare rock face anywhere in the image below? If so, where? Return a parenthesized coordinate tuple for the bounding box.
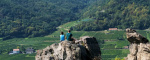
(80, 36, 101, 59)
(125, 28, 150, 60)
(126, 28, 149, 44)
(35, 36, 101, 60)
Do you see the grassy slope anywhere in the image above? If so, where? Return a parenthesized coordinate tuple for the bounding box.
(0, 19, 150, 60)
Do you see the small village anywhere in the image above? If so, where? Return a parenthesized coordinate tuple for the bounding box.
(9, 47, 35, 55)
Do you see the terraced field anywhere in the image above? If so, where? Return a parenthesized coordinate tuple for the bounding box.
(0, 20, 150, 60)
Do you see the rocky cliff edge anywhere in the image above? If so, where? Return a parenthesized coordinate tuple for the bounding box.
(35, 36, 101, 60)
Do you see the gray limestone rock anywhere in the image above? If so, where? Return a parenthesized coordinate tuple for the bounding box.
(35, 36, 101, 60)
(126, 28, 149, 44)
(125, 28, 150, 60)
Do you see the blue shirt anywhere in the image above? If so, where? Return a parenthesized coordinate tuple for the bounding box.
(60, 35, 65, 41)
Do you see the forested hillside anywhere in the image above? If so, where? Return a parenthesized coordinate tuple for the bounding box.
(71, 0, 150, 31)
(2, 0, 150, 39)
(0, 0, 96, 40)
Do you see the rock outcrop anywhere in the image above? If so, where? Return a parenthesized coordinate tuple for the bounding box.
(126, 28, 149, 44)
(125, 28, 150, 60)
(35, 36, 101, 60)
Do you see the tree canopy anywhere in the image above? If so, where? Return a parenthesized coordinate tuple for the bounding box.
(72, 0, 150, 31)
(0, 0, 95, 39)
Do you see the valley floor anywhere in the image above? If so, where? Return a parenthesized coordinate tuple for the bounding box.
(0, 21, 150, 60)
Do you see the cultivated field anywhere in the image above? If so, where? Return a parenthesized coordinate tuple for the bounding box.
(0, 20, 149, 60)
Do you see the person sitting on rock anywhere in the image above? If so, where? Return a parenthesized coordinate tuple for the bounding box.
(60, 32, 65, 41)
(66, 30, 73, 41)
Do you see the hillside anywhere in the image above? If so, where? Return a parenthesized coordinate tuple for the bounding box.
(1, 20, 150, 60)
(72, 0, 150, 31)
(1, 0, 150, 60)
(0, 0, 96, 39)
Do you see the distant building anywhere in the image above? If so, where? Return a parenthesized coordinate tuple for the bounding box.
(109, 28, 118, 31)
(9, 49, 20, 55)
(13, 49, 20, 54)
(124, 46, 129, 49)
(26, 47, 34, 54)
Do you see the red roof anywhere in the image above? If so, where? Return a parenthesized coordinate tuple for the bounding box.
(124, 46, 129, 49)
(109, 28, 118, 30)
(13, 49, 20, 51)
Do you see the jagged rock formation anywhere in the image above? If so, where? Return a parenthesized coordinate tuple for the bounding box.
(126, 28, 149, 44)
(125, 28, 150, 60)
(35, 36, 101, 60)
